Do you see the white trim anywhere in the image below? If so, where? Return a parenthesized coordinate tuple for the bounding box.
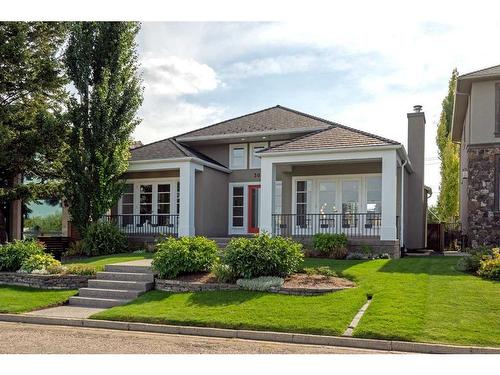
(176, 127, 329, 142)
(228, 182, 253, 235)
(128, 157, 229, 173)
(249, 142, 268, 169)
(259, 145, 401, 158)
(229, 143, 248, 170)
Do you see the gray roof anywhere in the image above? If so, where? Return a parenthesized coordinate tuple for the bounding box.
(176, 105, 330, 139)
(459, 64, 500, 79)
(130, 138, 225, 168)
(260, 121, 399, 154)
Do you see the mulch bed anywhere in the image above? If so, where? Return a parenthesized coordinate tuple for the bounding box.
(175, 272, 219, 284)
(283, 274, 356, 289)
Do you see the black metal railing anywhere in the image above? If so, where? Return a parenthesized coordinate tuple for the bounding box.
(272, 213, 383, 238)
(103, 214, 179, 237)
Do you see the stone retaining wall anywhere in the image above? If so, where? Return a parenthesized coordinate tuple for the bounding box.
(0, 272, 92, 290)
(155, 279, 345, 295)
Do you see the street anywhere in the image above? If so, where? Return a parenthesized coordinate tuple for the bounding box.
(0, 322, 391, 354)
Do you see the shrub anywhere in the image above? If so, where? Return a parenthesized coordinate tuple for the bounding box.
(212, 260, 237, 283)
(83, 221, 128, 257)
(63, 241, 86, 257)
(0, 240, 46, 272)
(20, 253, 60, 273)
(302, 266, 338, 277)
(312, 233, 348, 258)
(477, 248, 500, 281)
(153, 236, 218, 279)
(223, 234, 304, 279)
(456, 247, 491, 273)
(46, 264, 68, 275)
(236, 276, 284, 291)
(65, 264, 97, 276)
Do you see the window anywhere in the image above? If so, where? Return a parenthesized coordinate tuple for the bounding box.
(342, 180, 360, 228)
(176, 181, 180, 215)
(274, 181, 282, 214)
(318, 181, 337, 215)
(366, 176, 382, 213)
(249, 142, 268, 169)
(232, 186, 244, 227)
(496, 83, 500, 135)
(139, 184, 153, 225)
(121, 184, 134, 226)
(229, 144, 247, 170)
(496, 155, 500, 211)
(296, 180, 311, 227)
(157, 184, 171, 226)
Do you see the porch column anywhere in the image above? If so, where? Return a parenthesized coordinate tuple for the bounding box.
(179, 162, 196, 237)
(381, 150, 398, 240)
(259, 158, 276, 234)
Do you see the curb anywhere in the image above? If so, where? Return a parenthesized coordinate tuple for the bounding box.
(0, 313, 499, 354)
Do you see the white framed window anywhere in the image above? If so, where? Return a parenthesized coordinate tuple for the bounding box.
(229, 144, 248, 170)
(249, 142, 268, 169)
(231, 186, 245, 227)
(366, 176, 382, 213)
(274, 181, 282, 214)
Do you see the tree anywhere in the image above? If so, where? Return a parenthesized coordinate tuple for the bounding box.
(0, 22, 69, 242)
(435, 69, 460, 222)
(64, 22, 143, 235)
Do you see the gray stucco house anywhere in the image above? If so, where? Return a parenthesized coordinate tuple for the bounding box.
(93, 105, 429, 257)
(452, 65, 500, 247)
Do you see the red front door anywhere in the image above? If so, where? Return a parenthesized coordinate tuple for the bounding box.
(248, 185, 261, 233)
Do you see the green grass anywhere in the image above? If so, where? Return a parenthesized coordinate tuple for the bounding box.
(63, 252, 154, 271)
(91, 257, 500, 347)
(0, 285, 77, 313)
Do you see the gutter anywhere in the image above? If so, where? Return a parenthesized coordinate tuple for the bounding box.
(399, 158, 408, 251)
(129, 157, 231, 174)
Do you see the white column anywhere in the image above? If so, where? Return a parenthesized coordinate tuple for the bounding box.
(380, 150, 398, 240)
(179, 162, 196, 237)
(259, 158, 276, 234)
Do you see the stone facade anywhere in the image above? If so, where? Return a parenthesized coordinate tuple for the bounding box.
(0, 272, 92, 289)
(467, 145, 500, 247)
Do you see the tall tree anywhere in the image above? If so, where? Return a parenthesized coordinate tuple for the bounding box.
(435, 69, 460, 222)
(0, 22, 69, 242)
(64, 22, 143, 235)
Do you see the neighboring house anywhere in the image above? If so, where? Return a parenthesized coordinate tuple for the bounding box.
(452, 65, 500, 247)
(107, 105, 429, 257)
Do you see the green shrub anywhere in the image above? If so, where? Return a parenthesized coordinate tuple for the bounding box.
(65, 264, 97, 276)
(63, 240, 86, 257)
(312, 233, 348, 258)
(456, 247, 491, 273)
(46, 264, 68, 275)
(0, 240, 46, 272)
(223, 233, 303, 278)
(83, 221, 128, 257)
(153, 236, 218, 279)
(236, 276, 284, 291)
(212, 260, 237, 283)
(477, 248, 500, 281)
(20, 253, 60, 273)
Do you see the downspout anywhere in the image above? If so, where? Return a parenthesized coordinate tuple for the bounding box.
(399, 158, 408, 253)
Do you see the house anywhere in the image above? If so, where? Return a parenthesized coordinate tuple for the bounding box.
(106, 105, 429, 257)
(451, 65, 500, 247)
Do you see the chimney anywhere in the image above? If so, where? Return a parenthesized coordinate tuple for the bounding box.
(406, 105, 426, 250)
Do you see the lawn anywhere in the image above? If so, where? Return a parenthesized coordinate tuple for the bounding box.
(0, 285, 77, 313)
(63, 252, 154, 271)
(91, 257, 500, 347)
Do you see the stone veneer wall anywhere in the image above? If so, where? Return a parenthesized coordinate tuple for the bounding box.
(467, 144, 500, 247)
(0, 273, 92, 289)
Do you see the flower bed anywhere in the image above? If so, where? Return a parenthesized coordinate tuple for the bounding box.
(0, 272, 93, 290)
(155, 272, 355, 296)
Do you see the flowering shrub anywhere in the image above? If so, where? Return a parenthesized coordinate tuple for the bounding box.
(456, 246, 492, 273)
(477, 248, 500, 281)
(65, 264, 97, 276)
(236, 276, 284, 291)
(212, 260, 237, 283)
(153, 236, 218, 279)
(223, 234, 303, 279)
(20, 253, 60, 273)
(0, 240, 46, 272)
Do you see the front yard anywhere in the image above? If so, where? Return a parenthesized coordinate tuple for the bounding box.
(63, 252, 154, 271)
(92, 257, 500, 347)
(0, 285, 77, 314)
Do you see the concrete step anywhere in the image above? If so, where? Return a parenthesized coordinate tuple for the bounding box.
(79, 288, 143, 300)
(88, 279, 153, 291)
(105, 264, 153, 274)
(96, 271, 154, 282)
(69, 296, 131, 308)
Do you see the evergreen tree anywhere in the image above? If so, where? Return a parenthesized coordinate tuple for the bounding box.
(64, 22, 143, 235)
(435, 69, 460, 222)
(0, 22, 68, 242)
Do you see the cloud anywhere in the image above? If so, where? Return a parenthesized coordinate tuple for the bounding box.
(141, 56, 219, 96)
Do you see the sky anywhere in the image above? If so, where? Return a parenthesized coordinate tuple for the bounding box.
(132, 15, 500, 206)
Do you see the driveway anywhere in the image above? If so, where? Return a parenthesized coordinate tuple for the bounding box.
(0, 322, 393, 354)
